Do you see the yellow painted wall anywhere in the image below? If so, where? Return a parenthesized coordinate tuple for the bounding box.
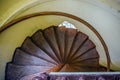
(0, 0, 120, 80)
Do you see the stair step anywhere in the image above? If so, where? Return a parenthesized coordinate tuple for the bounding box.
(21, 37, 57, 65)
(12, 48, 55, 66)
(5, 63, 52, 80)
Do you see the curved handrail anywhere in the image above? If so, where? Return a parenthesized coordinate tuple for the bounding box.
(0, 11, 111, 71)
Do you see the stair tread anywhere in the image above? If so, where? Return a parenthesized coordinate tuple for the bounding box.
(12, 48, 55, 66)
(21, 37, 57, 65)
(43, 26, 61, 63)
(6, 63, 52, 80)
(31, 30, 59, 63)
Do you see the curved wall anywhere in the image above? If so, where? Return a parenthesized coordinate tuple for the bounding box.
(0, 0, 120, 80)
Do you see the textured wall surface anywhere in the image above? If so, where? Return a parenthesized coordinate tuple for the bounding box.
(0, 0, 120, 80)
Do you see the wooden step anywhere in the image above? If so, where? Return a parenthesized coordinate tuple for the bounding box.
(54, 26, 66, 62)
(65, 28, 77, 62)
(70, 39, 96, 61)
(21, 37, 57, 65)
(72, 48, 99, 62)
(68, 31, 88, 61)
(43, 26, 61, 63)
(5, 63, 52, 80)
(31, 30, 60, 63)
(12, 48, 55, 66)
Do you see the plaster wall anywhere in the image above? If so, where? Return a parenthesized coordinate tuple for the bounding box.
(0, 0, 120, 80)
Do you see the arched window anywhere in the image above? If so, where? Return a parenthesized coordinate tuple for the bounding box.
(59, 21, 77, 29)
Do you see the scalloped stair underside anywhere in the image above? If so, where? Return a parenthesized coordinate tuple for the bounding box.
(5, 26, 105, 80)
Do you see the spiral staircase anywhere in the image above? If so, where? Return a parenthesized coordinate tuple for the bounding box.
(5, 26, 108, 80)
